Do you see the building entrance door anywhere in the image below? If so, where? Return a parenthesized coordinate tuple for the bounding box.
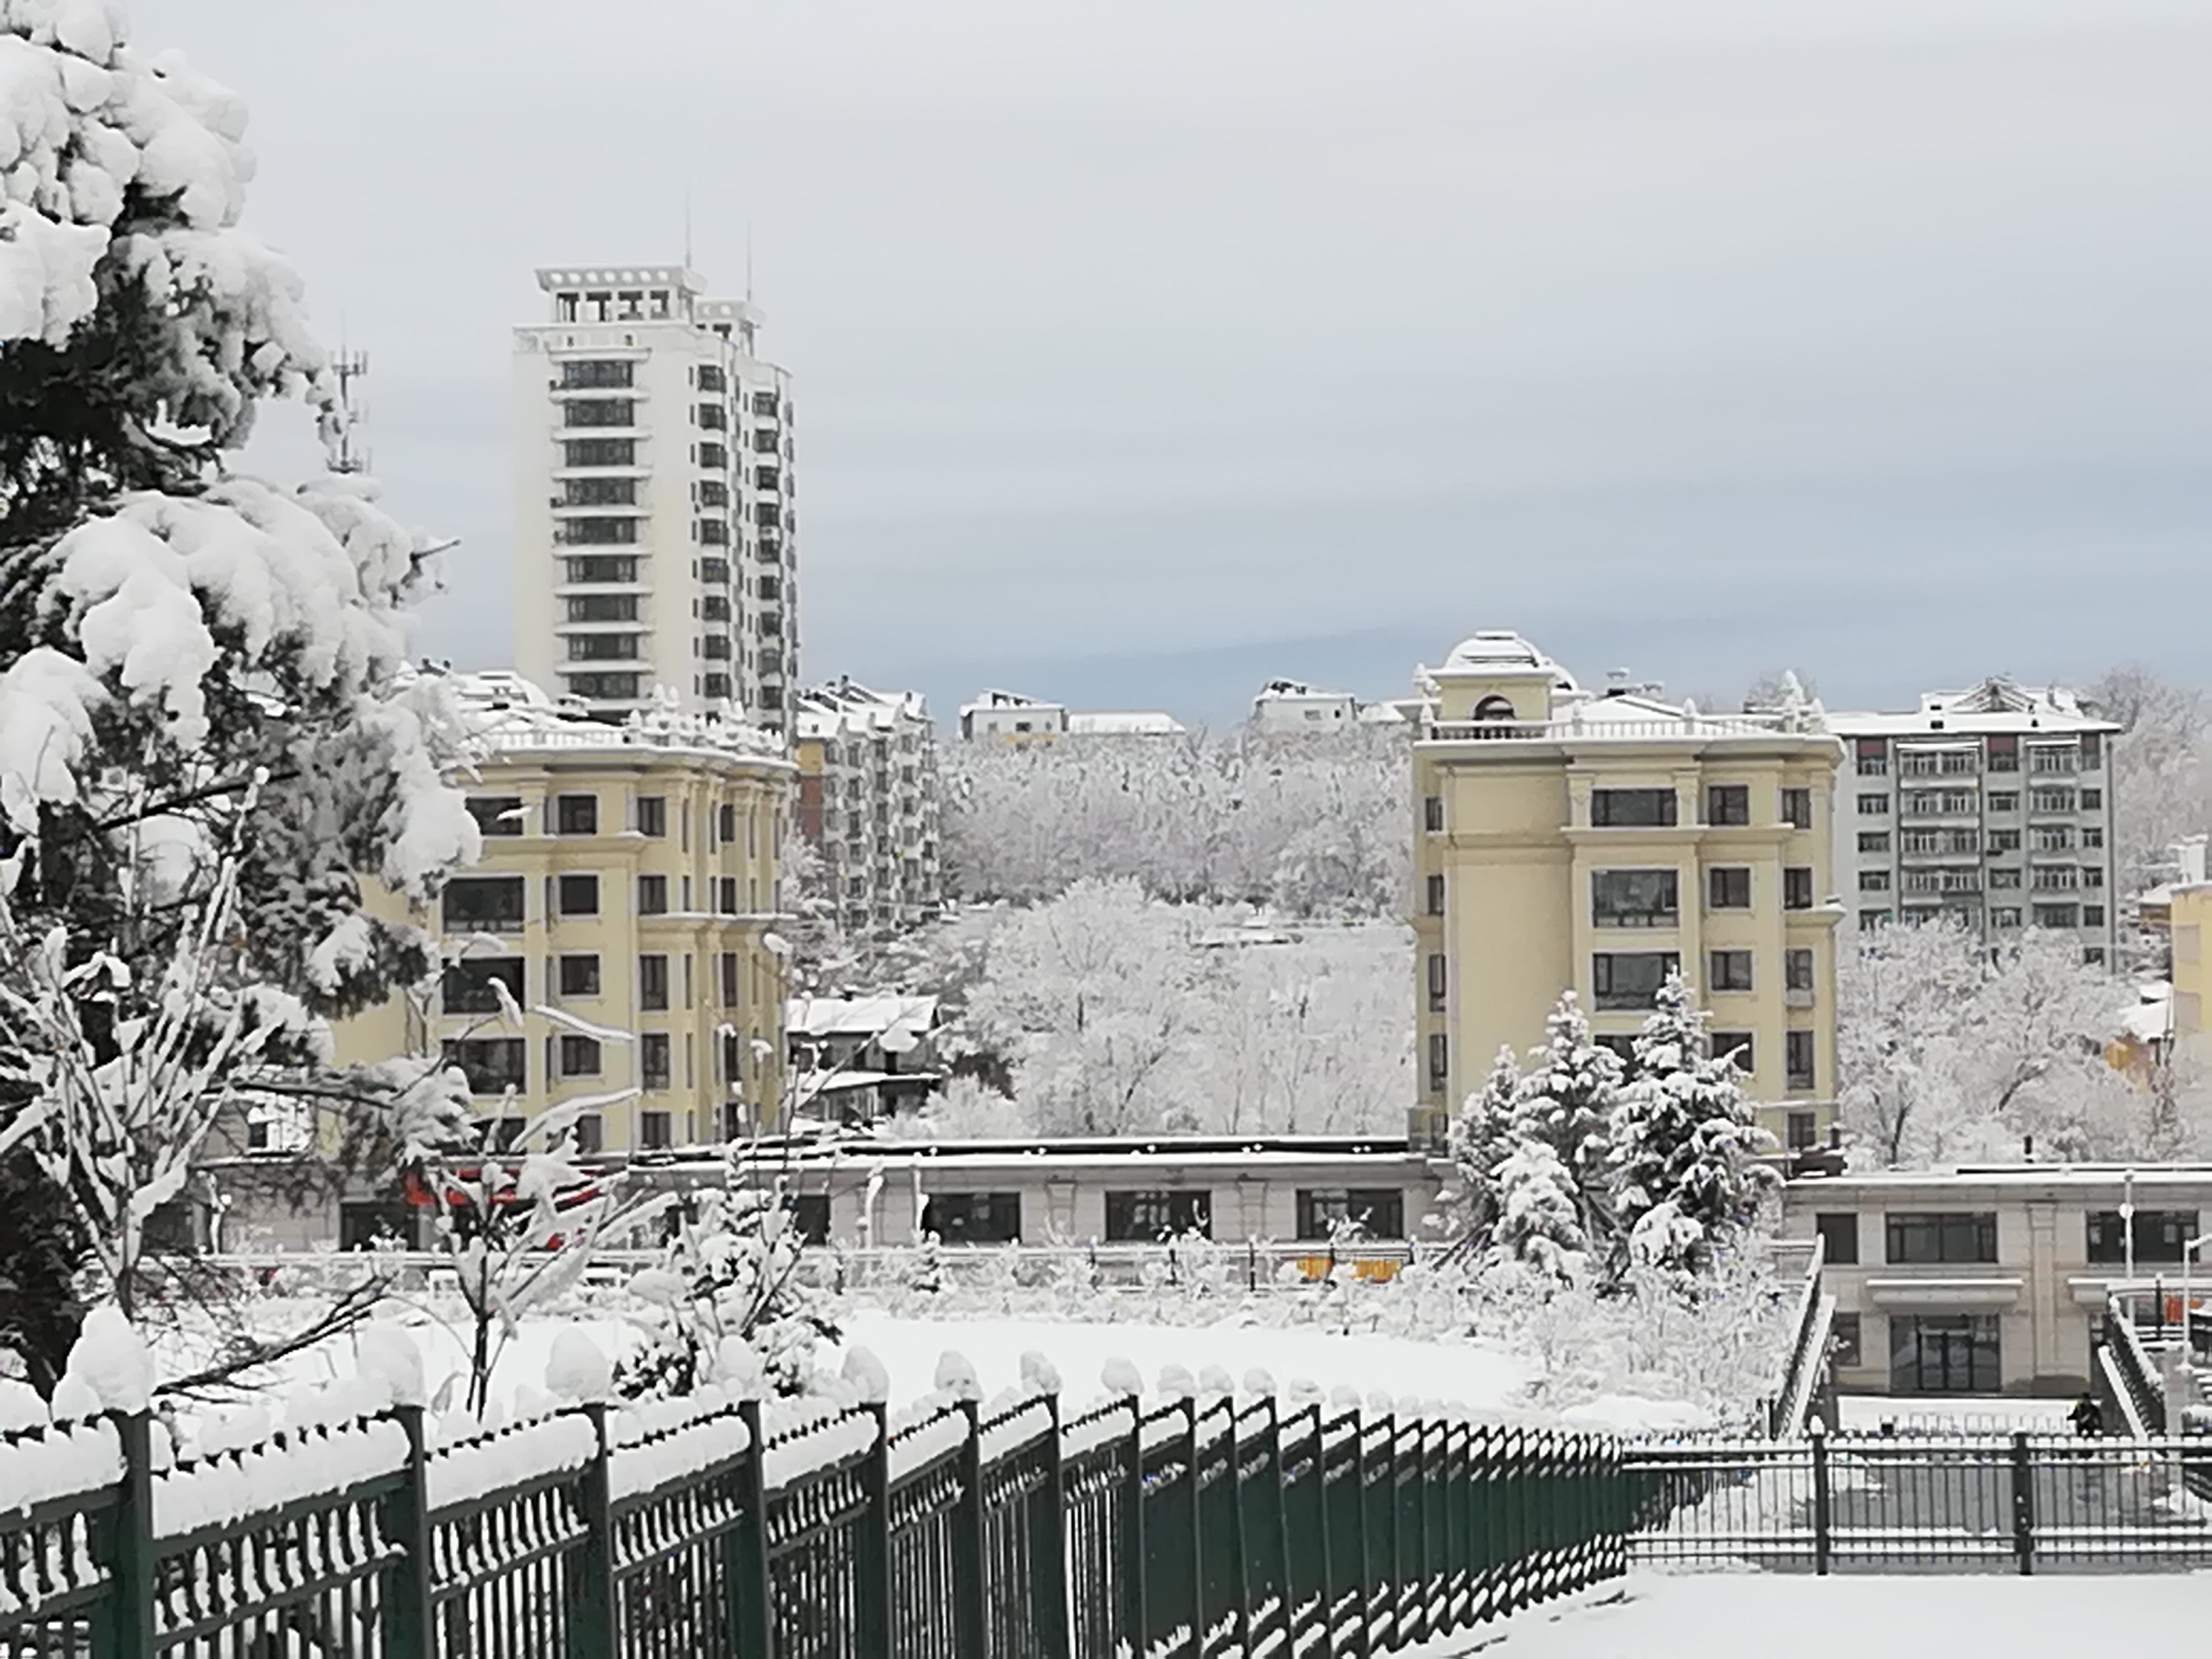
(1889, 1313, 2001, 1394)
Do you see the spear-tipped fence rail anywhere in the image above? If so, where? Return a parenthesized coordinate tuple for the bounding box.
(0, 1389, 1623, 1658)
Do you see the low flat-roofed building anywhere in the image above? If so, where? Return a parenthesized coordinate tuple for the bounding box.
(1779, 1164, 2212, 1398)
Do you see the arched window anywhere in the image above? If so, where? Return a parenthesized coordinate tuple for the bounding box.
(1472, 694, 1518, 721)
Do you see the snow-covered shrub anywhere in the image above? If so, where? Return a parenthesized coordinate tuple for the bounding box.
(615, 1186, 837, 1400)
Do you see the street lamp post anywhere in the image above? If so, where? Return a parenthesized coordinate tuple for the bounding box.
(2121, 1167, 2138, 1323)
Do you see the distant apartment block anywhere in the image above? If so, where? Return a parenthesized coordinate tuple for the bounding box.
(1828, 678, 2120, 963)
(336, 673, 796, 1163)
(794, 679, 945, 936)
(958, 688, 1185, 740)
(512, 264, 798, 733)
(1412, 631, 1844, 1154)
(1253, 680, 1358, 733)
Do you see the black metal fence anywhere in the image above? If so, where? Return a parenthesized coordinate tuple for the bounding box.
(0, 1389, 1623, 1658)
(1626, 1430, 2212, 1574)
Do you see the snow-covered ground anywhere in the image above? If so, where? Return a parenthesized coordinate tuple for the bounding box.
(832, 1312, 1536, 1411)
(1380, 1571, 2210, 1659)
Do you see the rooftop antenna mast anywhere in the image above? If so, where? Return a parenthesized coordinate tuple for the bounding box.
(331, 345, 370, 474)
(746, 221, 754, 302)
(683, 190, 693, 270)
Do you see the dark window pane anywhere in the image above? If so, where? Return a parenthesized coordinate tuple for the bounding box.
(1815, 1212, 1859, 1265)
(1593, 789, 1677, 827)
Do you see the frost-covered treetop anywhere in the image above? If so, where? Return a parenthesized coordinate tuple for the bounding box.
(0, 0, 328, 440)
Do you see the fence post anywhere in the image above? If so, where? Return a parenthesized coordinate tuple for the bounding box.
(1226, 1400, 1252, 1651)
(384, 1405, 436, 1659)
(732, 1399, 777, 1659)
(1349, 1404, 1373, 1659)
(1404, 1414, 1429, 1647)
(953, 1399, 988, 1656)
(1268, 1395, 1292, 1656)
(1122, 1399, 1148, 1655)
(2010, 1431, 2035, 1576)
(858, 1401, 894, 1658)
(1809, 1423, 1832, 1577)
(1030, 1394, 1073, 1659)
(95, 1410, 156, 1659)
(1183, 1395, 1206, 1652)
(571, 1403, 619, 1659)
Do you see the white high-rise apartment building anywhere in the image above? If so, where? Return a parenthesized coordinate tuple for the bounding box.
(1829, 678, 2121, 963)
(513, 264, 797, 734)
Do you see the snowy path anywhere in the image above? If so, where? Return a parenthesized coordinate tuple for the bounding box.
(1379, 1572, 2211, 1658)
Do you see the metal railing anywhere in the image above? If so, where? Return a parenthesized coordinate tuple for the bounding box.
(2101, 1304, 2168, 1433)
(1627, 1430, 2212, 1574)
(1767, 1236, 1831, 1438)
(0, 1390, 1623, 1658)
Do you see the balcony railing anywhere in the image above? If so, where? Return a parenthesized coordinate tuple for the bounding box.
(1425, 709, 1811, 743)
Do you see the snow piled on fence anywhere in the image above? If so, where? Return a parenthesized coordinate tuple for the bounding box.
(831, 1313, 1543, 1419)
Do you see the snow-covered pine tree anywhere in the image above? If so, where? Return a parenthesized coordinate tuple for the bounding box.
(0, 6, 477, 1381)
(1608, 973, 1775, 1275)
(1487, 1139, 1588, 1283)
(1439, 1044, 1521, 1257)
(1508, 991, 1625, 1244)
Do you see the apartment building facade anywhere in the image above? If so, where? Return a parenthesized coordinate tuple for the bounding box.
(1828, 679, 2120, 962)
(793, 679, 945, 937)
(337, 675, 797, 1159)
(1780, 1166, 2209, 1396)
(1411, 632, 1844, 1154)
(512, 264, 798, 733)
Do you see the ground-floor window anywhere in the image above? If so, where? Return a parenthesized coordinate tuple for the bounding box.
(1888, 1313, 2000, 1394)
(1296, 1187, 1406, 1241)
(1104, 1189, 1212, 1241)
(921, 1191, 1022, 1245)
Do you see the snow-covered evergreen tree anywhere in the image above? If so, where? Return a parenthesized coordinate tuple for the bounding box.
(1440, 1044, 1521, 1255)
(0, 6, 476, 1380)
(1508, 991, 1624, 1244)
(1487, 1140, 1587, 1282)
(1608, 973, 1774, 1275)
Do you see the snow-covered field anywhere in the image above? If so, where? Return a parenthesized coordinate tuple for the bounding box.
(1380, 1572, 2211, 1659)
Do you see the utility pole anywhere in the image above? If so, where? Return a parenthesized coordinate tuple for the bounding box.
(332, 348, 371, 473)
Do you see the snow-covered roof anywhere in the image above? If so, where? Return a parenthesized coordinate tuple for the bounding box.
(786, 994, 940, 1046)
(1830, 677, 2119, 738)
(1067, 711, 1186, 736)
(798, 678, 930, 733)
(1255, 680, 1351, 702)
(444, 671, 789, 763)
(961, 688, 1063, 716)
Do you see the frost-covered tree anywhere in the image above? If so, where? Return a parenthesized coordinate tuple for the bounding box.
(2083, 664, 2209, 904)
(1439, 1045, 1521, 1256)
(0, 6, 477, 1382)
(960, 877, 1215, 1134)
(1488, 1141, 1587, 1282)
(942, 727, 1409, 918)
(1839, 918, 2140, 1167)
(1509, 991, 1624, 1243)
(1608, 974, 1774, 1274)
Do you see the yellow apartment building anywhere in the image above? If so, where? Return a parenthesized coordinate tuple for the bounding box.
(2170, 882, 2212, 1066)
(337, 673, 796, 1159)
(1411, 632, 1845, 1155)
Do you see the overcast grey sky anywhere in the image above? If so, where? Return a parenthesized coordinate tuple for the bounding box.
(140, 0, 2211, 726)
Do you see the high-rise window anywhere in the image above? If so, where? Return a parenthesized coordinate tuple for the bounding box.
(641, 1033, 672, 1092)
(1707, 867, 1752, 909)
(557, 954, 600, 998)
(1781, 788, 1813, 830)
(1785, 948, 1815, 992)
(564, 399, 635, 428)
(1705, 785, 1749, 826)
(639, 954, 670, 1012)
(1593, 789, 1677, 827)
(560, 360, 634, 389)
(467, 796, 524, 837)
(1783, 867, 1815, 909)
(561, 476, 635, 505)
(562, 439, 636, 467)
(1593, 952, 1679, 1010)
(1423, 795, 1444, 832)
(1425, 874, 1445, 915)
(564, 556, 637, 584)
(1592, 869, 1679, 928)
(1785, 1030, 1816, 1090)
(554, 794, 598, 836)
(635, 795, 667, 837)
(638, 874, 668, 915)
(1426, 953, 1447, 1010)
(556, 873, 600, 916)
(1710, 949, 1754, 991)
(558, 1035, 602, 1078)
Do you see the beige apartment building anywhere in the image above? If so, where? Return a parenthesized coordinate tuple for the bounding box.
(338, 673, 796, 1159)
(1411, 632, 1844, 1153)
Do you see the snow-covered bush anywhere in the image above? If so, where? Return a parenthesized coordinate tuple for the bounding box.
(616, 1186, 837, 1400)
(0, 3, 477, 1389)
